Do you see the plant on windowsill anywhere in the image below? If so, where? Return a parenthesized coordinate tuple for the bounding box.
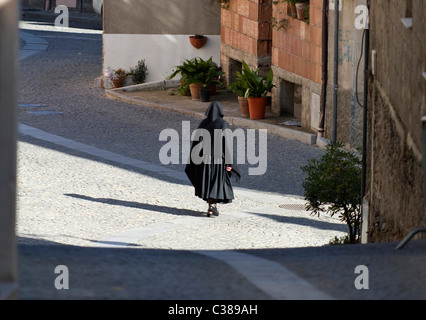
(112, 68, 128, 88)
(238, 61, 274, 120)
(295, 0, 309, 21)
(282, 0, 298, 17)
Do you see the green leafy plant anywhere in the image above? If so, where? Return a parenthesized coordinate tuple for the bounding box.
(112, 68, 127, 80)
(271, 16, 289, 31)
(169, 57, 223, 94)
(301, 141, 362, 244)
(304, 4, 310, 24)
(233, 61, 274, 98)
(228, 76, 247, 97)
(129, 59, 148, 84)
(272, 0, 293, 31)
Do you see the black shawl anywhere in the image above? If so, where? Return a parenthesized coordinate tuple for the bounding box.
(185, 102, 240, 203)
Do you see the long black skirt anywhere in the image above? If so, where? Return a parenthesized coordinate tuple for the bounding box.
(186, 162, 235, 204)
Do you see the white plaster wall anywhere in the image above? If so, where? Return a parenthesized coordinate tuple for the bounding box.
(103, 34, 221, 83)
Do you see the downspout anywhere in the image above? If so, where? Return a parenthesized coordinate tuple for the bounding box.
(318, 0, 329, 138)
(361, 1, 370, 219)
(332, 0, 340, 142)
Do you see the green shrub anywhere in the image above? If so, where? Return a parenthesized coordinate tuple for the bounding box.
(301, 141, 362, 244)
(130, 59, 148, 84)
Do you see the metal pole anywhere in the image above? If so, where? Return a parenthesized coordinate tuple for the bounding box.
(332, 0, 339, 142)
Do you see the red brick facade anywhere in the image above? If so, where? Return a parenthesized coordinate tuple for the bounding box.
(221, 0, 272, 58)
(220, 0, 324, 129)
(272, 0, 322, 84)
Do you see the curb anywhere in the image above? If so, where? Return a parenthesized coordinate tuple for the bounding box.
(105, 81, 319, 146)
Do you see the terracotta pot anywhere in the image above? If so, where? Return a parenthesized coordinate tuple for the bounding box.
(189, 36, 207, 49)
(189, 83, 202, 100)
(288, 3, 297, 17)
(248, 97, 267, 120)
(238, 96, 249, 118)
(112, 78, 124, 88)
(295, 2, 308, 20)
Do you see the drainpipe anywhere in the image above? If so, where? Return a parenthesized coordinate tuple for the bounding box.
(361, 1, 370, 217)
(332, 0, 339, 142)
(318, 0, 329, 138)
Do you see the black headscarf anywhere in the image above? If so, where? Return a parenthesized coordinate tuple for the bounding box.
(185, 102, 240, 203)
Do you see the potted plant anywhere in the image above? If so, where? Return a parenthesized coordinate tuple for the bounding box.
(112, 68, 128, 88)
(282, 0, 298, 17)
(216, 0, 230, 9)
(199, 85, 211, 102)
(169, 57, 223, 100)
(229, 76, 249, 118)
(239, 61, 274, 120)
(295, 0, 309, 20)
(189, 35, 208, 49)
(168, 57, 204, 99)
(199, 63, 224, 102)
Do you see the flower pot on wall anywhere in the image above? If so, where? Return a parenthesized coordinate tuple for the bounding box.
(189, 35, 207, 49)
(248, 97, 267, 120)
(189, 83, 202, 100)
(295, 2, 308, 20)
(238, 96, 249, 118)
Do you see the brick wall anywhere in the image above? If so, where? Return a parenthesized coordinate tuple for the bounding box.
(272, 0, 322, 84)
(221, 0, 272, 62)
(221, 0, 324, 131)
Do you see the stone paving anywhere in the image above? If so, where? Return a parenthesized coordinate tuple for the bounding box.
(17, 124, 347, 251)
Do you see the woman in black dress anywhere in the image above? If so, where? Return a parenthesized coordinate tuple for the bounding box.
(185, 102, 241, 217)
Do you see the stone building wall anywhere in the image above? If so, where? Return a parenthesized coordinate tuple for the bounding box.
(324, 0, 366, 148)
(366, 0, 426, 242)
(103, 0, 221, 82)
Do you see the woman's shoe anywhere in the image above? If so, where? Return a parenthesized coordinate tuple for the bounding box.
(208, 205, 219, 216)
